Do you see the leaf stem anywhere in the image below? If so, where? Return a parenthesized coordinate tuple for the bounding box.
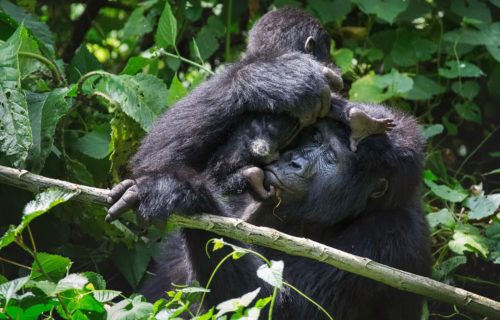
(156, 49, 214, 75)
(76, 70, 111, 93)
(18, 51, 66, 86)
(283, 281, 334, 320)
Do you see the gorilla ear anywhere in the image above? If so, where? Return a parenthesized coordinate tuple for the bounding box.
(305, 36, 316, 54)
(370, 178, 388, 199)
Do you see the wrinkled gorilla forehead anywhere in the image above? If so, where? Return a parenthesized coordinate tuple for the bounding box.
(262, 120, 371, 223)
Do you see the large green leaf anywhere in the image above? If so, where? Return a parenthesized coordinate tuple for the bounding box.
(72, 124, 111, 159)
(438, 61, 484, 78)
(107, 296, 153, 320)
(353, 0, 409, 24)
(449, 224, 489, 258)
(112, 242, 151, 289)
(27, 88, 70, 173)
(404, 76, 445, 101)
(0, 0, 55, 55)
(425, 180, 467, 203)
(89, 73, 168, 131)
(31, 253, 71, 281)
(67, 45, 101, 83)
(307, 0, 352, 23)
(0, 26, 32, 168)
(349, 69, 413, 103)
(123, 7, 153, 39)
(0, 188, 79, 250)
(155, 2, 177, 49)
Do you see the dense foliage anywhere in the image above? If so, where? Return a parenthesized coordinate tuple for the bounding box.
(0, 0, 499, 319)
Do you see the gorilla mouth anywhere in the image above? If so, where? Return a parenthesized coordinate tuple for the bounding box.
(264, 169, 287, 191)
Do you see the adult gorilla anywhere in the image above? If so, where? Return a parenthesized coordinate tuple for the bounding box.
(141, 96, 432, 320)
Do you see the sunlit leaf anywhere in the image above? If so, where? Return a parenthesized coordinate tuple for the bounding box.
(438, 61, 484, 78)
(256, 260, 284, 288)
(216, 288, 261, 317)
(31, 252, 71, 281)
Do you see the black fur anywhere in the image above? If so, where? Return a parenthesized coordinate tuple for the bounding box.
(141, 99, 432, 320)
(129, 8, 335, 220)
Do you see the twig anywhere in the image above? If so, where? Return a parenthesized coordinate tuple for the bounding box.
(0, 165, 499, 318)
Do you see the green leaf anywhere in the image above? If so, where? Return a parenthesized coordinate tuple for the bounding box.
(93, 290, 121, 302)
(107, 295, 153, 320)
(31, 252, 71, 281)
(449, 224, 489, 258)
(194, 27, 219, 60)
(465, 196, 498, 220)
(307, 0, 352, 23)
(123, 7, 153, 39)
(333, 48, 354, 73)
(0, 188, 78, 250)
(451, 81, 480, 100)
(0, 276, 29, 304)
(404, 76, 445, 101)
(53, 273, 88, 294)
(112, 242, 151, 289)
(67, 45, 101, 83)
(433, 256, 467, 280)
(216, 288, 261, 317)
(451, 0, 491, 25)
(0, 0, 55, 55)
(0, 26, 32, 168)
(72, 124, 111, 159)
(390, 31, 437, 67)
(350, 69, 413, 103)
(421, 124, 444, 140)
(121, 56, 151, 75)
(66, 157, 94, 185)
(353, 0, 409, 24)
(89, 73, 168, 131)
(438, 61, 485, 79)
(454, 101, 481, 124)
(427, 209, 455, 229)
(167, 74, 187, 106)
(27, 88, 70, 173)
(256, 260, 284, 288)
(425, 180, 467, 203)
(212, 238, 225, 251)
(349, 72, 391, 103)
(155, 2, 177, 49)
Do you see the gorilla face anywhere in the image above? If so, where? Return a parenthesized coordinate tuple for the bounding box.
(264, 120, 383, 225)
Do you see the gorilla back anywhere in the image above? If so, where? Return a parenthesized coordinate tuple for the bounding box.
(141, 99, 432, 320)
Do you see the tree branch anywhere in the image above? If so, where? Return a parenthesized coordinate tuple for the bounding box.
(0, 165, 499, 318)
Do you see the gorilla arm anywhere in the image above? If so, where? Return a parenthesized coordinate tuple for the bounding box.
(106, 53, 339, 222)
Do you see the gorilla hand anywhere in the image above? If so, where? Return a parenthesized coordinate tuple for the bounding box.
(106, 179, 139, 222)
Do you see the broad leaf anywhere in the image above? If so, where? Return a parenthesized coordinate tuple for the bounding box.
(72, 124, 111, 159)
(67, 45, 101, 83)
(0, 26, 32, 168)
(88, 73, 168, 131)
(123, 7, 153, 39)
(53, 274, 88, 294)
(167, 73, 187, 106)
(216, 288, 261, 317)
(404, 75, 445, 101)
(427, 209, 455, 229)
(421, 124, 444, 140)
(425, 180, 467, 203)
(107, 295, 153, 320)
(353, 0, 409, 24)
(465, 196, 498, 220)
(0, 187, 78, 250)
(438, 61, 484, 78)
(454, 101, 481, 124)
(155, 2, 177, 49)
(27, 88, 70, 173)
(449, 224, 489, 258)
(256, 260, 284, 288)
(112, 242, 151, 289)
(451, 81, 480, 100)
(31, 253, 71, 281)
(0, 276, 29, 304)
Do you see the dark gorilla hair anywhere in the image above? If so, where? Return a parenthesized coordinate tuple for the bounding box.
(106, 7, 342, 223)
(141, 98, 431, 320)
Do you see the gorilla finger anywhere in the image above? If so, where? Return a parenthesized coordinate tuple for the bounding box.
(107, 179, 135, 203)
(319, 86, 332, 118)
(323, 67, 343, 92)
(105, 186, 139, 222)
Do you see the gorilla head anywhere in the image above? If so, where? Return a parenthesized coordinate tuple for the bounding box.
(263, 102, 425, 227)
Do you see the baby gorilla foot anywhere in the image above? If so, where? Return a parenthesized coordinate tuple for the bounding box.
(348, 107, 395, 152)
(243, 166, 276, 200)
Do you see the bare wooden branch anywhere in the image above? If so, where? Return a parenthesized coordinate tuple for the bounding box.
(0, 165, 499, 318)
